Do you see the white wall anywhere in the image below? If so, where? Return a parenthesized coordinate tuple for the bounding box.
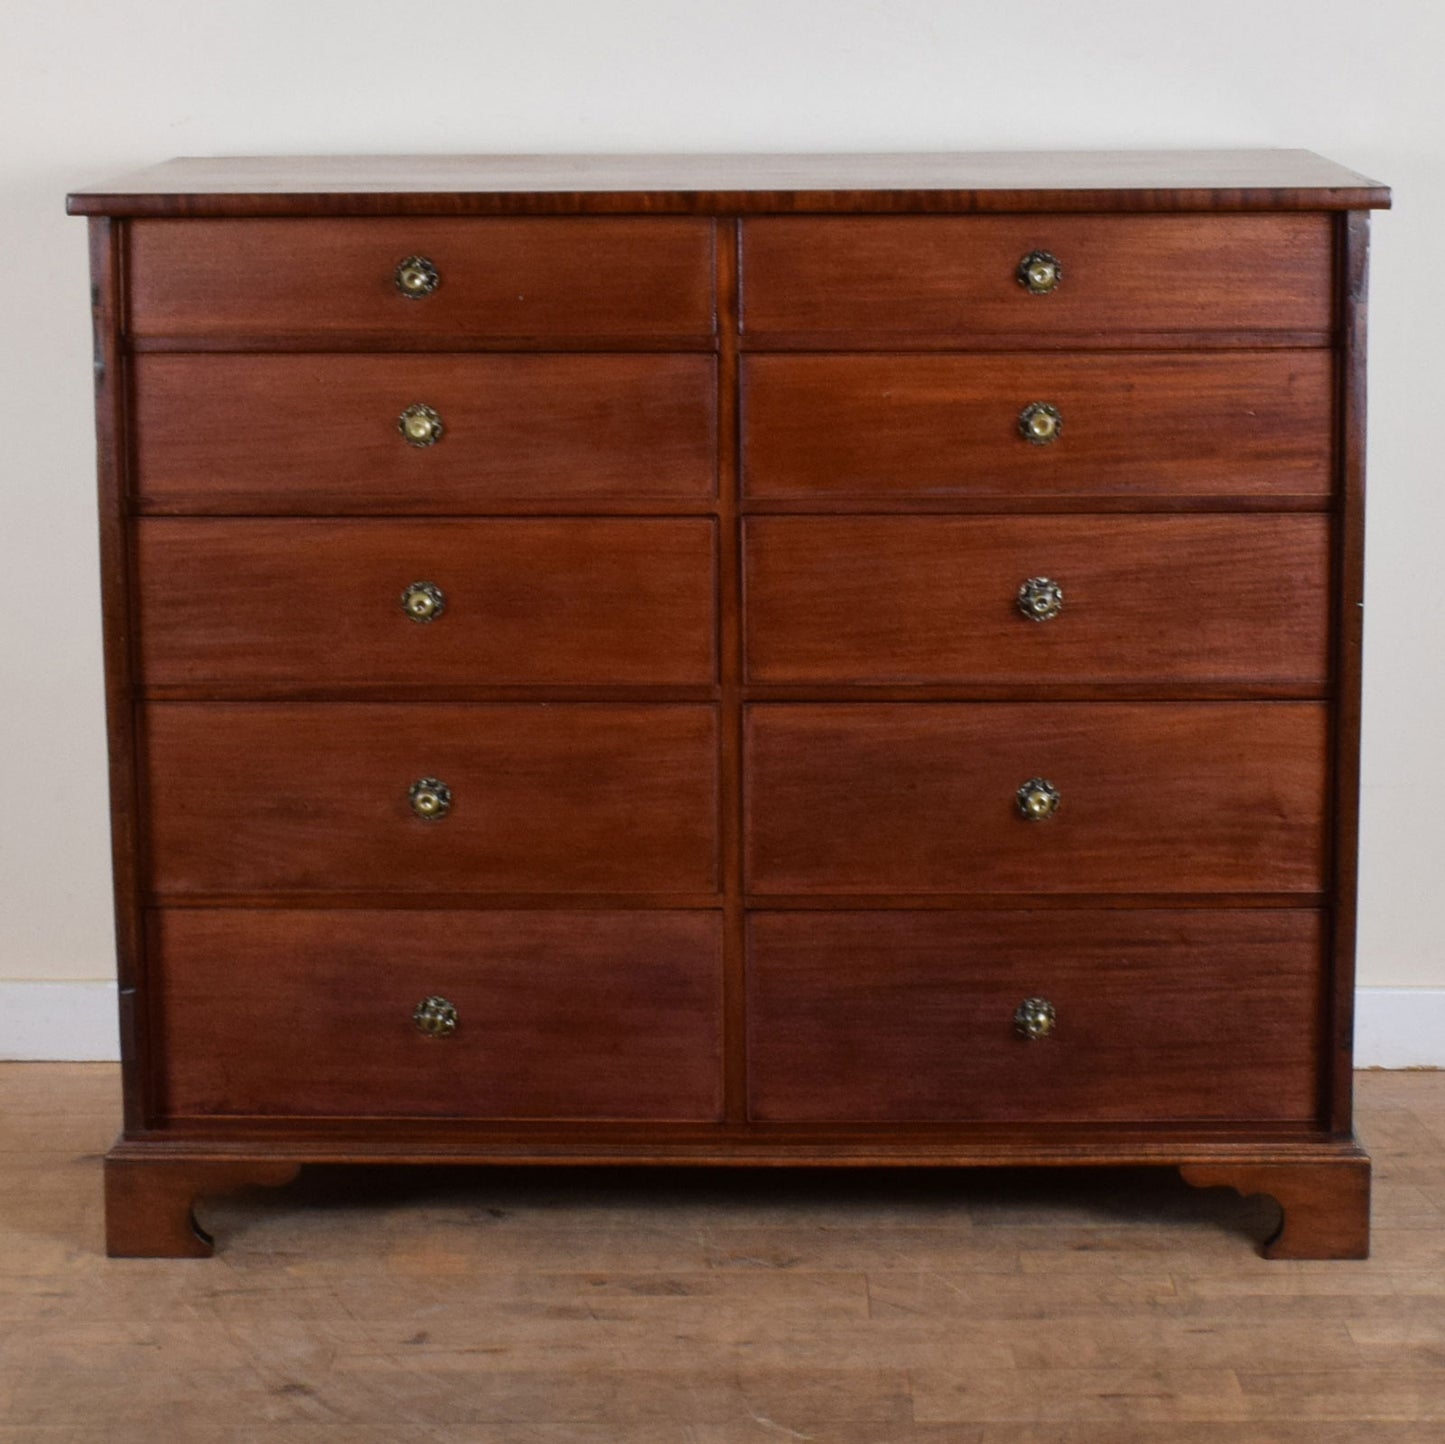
(1, 1, 1441, 1052)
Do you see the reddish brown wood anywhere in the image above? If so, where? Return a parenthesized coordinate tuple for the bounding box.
(1180, 1156, 1370, 1259)
(746, 684, 1327, 703)
(104, 1154, 300, 1258)
(142, 891, 725, 911)
(731, 892, 1325, 911)
(715, 222, 748, 1124)
(130, 335, 722, 356)
(151, 910, 723, 1121)
(747, 910, 1324, 1124)
(745, 703, 1328, 895)
(66, 150, 1391, 218)
(741, 215, 1334, 341)
(745, 515, 1329, 686)
(1327, 212, 1372, 1133)
(133, 354, 716, 512)
(86, 218, 153, 1133)
(72, 154, 1384, 1258)
(742, 352, 1332, 502)
(135, 518, 716, 688)
(143, 685, 721, 703)
(105, 1133, 1362, 1165)
(743, 495, 1332, 516)
(127, 217, 716, 341)
(748, 331, 1336, 355)
(144, 703, 719, 896)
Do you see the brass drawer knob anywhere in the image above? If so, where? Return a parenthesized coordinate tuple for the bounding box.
(409, 778, 452, 821)
(401, 581, 446, 623)
(1018, 402, 1063, 446)
(1017, 250, 1062, 295)
(398, 403, 444, 448)
(1017, 777, 1060, 821)
(1014, 996, 1057, 1040)
(413, 995, 458, 1037)
(395, 255, 440, 299)
(1017, 577, 1064, 622)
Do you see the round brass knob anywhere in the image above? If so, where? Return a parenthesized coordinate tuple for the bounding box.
(1017, 777, 1060, 821)
(398, 403, 444, 448)
(409, 778, 452, 821)
(413, 995, 458, 1037)
(1018, 402, 1063, 446)
(395, 256, 440, 299)
(401, 581, 446, 624)
(1017, 577, 1064, 622)
(1014, 996, 1057, 1040)
(1017, 250, 1062, 295)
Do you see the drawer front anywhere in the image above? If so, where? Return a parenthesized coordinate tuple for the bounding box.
(137, 519, 717, 689)
(745, 703, 1327, 895)
(153, 910, 723, 1121)
(741, 215, 1332, 341)
(747, 911, 1323, 1123)
(145, 703, 718, 896)
(129, 218, 716, 342)
(134, 354, 717, 512)
(742, 353, 1332, 501)
(744, 515, 1328, 687)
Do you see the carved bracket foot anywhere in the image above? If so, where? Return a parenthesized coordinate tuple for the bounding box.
(104, 1155, 301, 1258)
(1179, 1155, 1370, 1260)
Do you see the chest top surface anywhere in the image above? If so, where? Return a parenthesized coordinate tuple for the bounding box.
(67, 149, 1390, 217)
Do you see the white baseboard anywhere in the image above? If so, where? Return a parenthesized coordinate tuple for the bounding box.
(1353, 988, 1445, 1069)
(1, 980, 1442, 1067)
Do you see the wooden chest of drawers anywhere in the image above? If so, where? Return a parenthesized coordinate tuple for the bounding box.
(70, 151, 1389, 1259)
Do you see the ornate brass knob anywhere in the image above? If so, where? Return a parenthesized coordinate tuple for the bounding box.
(1017, 777, 1060, 821)
(1017, 577, 1064, 622)
(398, 403, 444, 448)
(401, 581, 446, 623)
(1014, 996, 1057, 1040)
(395, 255, 440, 299)
(1018, 402, 1063, 446)
(1017, 250, 1062, 295)
(413, 995, 458, 1037)
(409, 778, 452, 821)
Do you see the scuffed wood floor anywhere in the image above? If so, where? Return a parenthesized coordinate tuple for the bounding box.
(2, 1066, 1444, 1441)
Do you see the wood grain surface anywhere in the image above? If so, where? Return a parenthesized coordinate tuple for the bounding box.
(127, 217, 716, 341)
(86, 219, 152, 1133)
(745, 702, 1328, 895)
(744, 514, 1329, 687)
(1180, 1158, 1372, 1261)
(72, 161, 1386, 1268)
(741, 215, 1334, 341)
(144, 703, 719, 896)
(742, 352, 1333, 501)
(747, 910, 1323, 1123)
(136, 518, 717, 688)
(66, 148, 1392, 215)
(151, 910, 724, 1122)
(1326, 211, 1373, 1135)
(133, 353, 717, 511)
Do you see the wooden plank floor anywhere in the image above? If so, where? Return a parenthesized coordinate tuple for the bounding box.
(2, 1066, 1443, 1441)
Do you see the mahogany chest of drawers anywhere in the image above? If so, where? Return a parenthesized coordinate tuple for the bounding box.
(69, 151, 1390, 1258)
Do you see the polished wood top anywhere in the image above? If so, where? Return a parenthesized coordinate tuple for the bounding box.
(68, 150, 1390, 217)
